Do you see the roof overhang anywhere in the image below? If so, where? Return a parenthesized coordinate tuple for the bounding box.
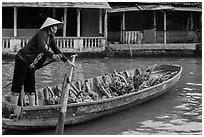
(2, 2, 111, 9)
(108, 4, 201, 13)
(108, 7, 140, 13)
(173, 7, 202, 12)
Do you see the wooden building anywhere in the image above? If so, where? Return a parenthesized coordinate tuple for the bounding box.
(107, 2, 202, 44)
(2, 2, 202, 55)
(2, 2, 111, 54)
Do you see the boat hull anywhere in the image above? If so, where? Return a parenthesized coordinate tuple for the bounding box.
(2, 64, 182, 130)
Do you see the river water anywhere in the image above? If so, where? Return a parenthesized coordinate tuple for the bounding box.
(2, 56, 202, 135)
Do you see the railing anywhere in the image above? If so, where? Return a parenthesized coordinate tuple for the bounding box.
(122, 29, 155, 44)
(2, 37, 10, 49)
(2, 37, 106, 54)
(21, 38, 29, 48)
(56, 38, 74, 49)
(121, 30, 200, 44)
(122, 30, 143, 44)
(159, 30, 200, 43)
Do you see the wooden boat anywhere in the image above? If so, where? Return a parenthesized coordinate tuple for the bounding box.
(2, 64, 182, 130)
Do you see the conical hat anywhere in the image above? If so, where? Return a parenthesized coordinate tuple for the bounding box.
(40, 17, 63, 30)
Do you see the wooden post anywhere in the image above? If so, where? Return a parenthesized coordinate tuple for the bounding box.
(121, 12, 125, 43)
(104, 10, 108, 38)
(63, 8, 67, 37)
(53, 8, 56, 18)
(153, 11, 156, 42)
(164, 10, 167, 44)
(122, 12, 125, 31)
(77, 8, 81, 37)
(55, 54, 77, 135)
(99, 9, 102, 35)
(190, 12, 193, 30)
(14, 7, 17, 37)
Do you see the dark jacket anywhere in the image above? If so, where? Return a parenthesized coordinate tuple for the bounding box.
(18, 29, 67, 68)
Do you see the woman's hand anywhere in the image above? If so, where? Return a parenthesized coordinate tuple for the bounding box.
(52, 54, 62, 60)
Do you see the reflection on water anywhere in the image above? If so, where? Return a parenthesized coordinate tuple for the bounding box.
(121, 120, 201, 135)
(2, 62, 14, 88)
(2, 57, 202, 135)
(120, 80, 202, 135)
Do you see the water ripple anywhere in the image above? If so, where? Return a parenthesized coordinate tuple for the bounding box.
(186, 83, 202, 86)
(121, 120, 202, 135)
(2, 57, 202, 135)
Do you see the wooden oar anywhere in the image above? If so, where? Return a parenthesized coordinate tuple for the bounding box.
(55, 54, 77, 135)
(2, 59, 56, 89)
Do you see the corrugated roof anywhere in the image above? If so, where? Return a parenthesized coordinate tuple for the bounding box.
(2, 2, 111, 9)
(173, 7, 202, 12)
(108, 4, 201, 13)
(108, 5, 175, 13)
(139, 5, 175, 10)
(108, 7, 140, 13)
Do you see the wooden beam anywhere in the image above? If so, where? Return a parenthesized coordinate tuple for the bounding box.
(63, 8, 67, 37)
(14, 7, 17, 37)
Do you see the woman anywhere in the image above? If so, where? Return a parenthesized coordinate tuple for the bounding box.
(10, 17, 74, 106)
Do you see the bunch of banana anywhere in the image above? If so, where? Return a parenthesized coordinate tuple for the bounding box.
(74, 83, 95, 103)
(56, 66, 178, 104)
(84, 80, 100, 100)
(160, 71, 178, 82)
(43, 86, 61, 105)
(76, 91, 93, 103)
(133, 66, 157, 90)
(133, 65, 178, 90)
(110, 70, 136, 95)
(123, 84, 135, 94)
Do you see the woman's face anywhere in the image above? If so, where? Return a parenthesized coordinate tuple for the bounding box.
(51, 25, 58, 34)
